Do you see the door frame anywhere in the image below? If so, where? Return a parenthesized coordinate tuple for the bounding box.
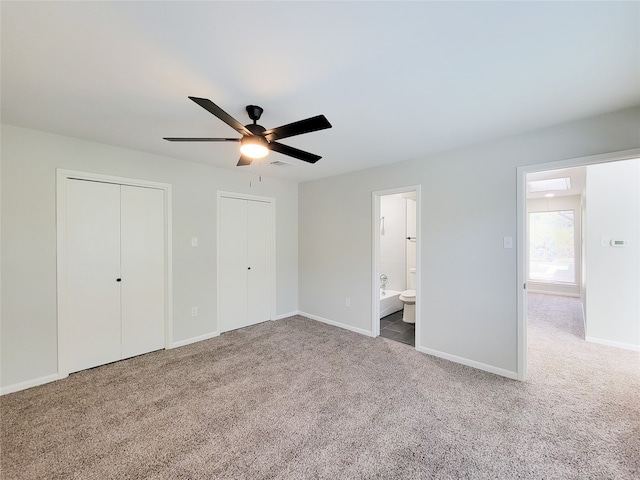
(56, 169, 173, 379)
(516, 147, 640, 381)
(372, 185, 421, 344)
(216, 191, 276, 333)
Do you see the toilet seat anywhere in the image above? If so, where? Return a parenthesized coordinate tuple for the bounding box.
(399, 289, 415, 302)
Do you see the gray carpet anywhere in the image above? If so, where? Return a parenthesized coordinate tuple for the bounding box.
(1, 294, 639, 479)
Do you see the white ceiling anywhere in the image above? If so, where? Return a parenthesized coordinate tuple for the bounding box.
(2, 1, 639, 183)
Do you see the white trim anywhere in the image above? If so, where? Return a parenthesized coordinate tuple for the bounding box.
(582, 299, 587, 338)
(218, 190, 275, 204)
(516, 167, 528, 382)
(274, 311, 298, 320)
(517, 147, 640, 382)
(56, 169, 173, 378)
(371, 185, 421, 345)
(57, 169, 172, 189)
(216, 191, 277, 333)
(415, 345, 519, 380)
(526, 288, 580, 298)
(1, 374, 60, 396)
(585, 336, 640, 352)
(171, 331, 219, 349)
(299, 311, 376, 338)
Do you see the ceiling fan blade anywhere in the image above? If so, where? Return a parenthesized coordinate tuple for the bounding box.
(188, 97, 252, 136)
(237, 155, 252, 166)
(263, 115, 331, 142)
(163, 137, 239, 142)
(269, 142, 322, 164)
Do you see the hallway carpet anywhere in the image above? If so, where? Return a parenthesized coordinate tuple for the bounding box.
(1, 294, 638, 479)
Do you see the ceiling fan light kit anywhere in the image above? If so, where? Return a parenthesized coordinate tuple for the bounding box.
(240, 136, 269, 159)
(164, 97, 332, 166)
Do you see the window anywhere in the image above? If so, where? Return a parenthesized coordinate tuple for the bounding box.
(529, 210, 575, 284)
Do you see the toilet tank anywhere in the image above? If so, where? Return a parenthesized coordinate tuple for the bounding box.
(407, 267, 416, 290)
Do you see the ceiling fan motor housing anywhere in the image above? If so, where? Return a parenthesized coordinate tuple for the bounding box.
(245, 123, 266, 136)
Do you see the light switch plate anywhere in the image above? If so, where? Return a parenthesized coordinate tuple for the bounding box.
(503, 237, 513, 249)
(191, 237, 198, 247)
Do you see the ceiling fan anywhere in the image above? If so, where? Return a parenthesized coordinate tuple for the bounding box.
(164, 96, 332, 166)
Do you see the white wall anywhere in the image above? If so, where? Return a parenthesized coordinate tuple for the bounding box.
(527, 195, 582, 296)
(584, 158, 640, 350)
(1, 125, 299, 390)
(380, 195, 407, 292)
(298, 106, 640, 376)
(3, 107, 639, 389)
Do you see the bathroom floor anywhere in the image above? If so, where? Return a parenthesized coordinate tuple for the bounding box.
(380, 310, 415, 347)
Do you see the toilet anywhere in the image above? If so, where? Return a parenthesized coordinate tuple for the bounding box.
(399, 267, 417, 323)
(399, 289, 416, 323)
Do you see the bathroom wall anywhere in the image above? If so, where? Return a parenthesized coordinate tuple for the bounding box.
(380, 195, 407, 292)
(406, 198, 417, 289)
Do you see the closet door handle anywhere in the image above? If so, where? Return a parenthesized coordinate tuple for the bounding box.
(116, 278, 122, 282)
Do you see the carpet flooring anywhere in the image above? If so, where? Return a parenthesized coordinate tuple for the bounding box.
(1, 294, 638, 479)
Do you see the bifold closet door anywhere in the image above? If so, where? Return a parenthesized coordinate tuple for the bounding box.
(120, 185, 165, 360)
(247, 200, 271, 326)
(66, 180, 165, 373)
(66, 180, 122, 372)
(219, 197, 271, 333)
(219, 196, 249, 333)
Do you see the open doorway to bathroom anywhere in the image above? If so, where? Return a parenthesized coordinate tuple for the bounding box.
(372, 186, 420, 347)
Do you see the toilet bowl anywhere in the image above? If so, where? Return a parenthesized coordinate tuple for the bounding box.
(399, 289, 416, 323)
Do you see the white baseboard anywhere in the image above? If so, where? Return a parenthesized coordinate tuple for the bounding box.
(299, 312, 518, 379)
(299, 311, 375, 338)
(415, 345, 519, 380)
(1, 373, 60, 396)
(170, 331, 219, 349)
(3, 332, 222, 395)
(273, 311, 299, 320)
(528, 289, 580, 298)
(585, 336, 640, 352)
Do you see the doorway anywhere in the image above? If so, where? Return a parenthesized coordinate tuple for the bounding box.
(372, 186, 421, 347)
(516, 148, 640, 380)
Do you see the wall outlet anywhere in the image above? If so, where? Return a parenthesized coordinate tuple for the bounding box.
(191, 306, 198, 317)
(345, 298, 351, 307)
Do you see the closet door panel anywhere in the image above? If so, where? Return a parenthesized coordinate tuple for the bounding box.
(247, 200, 271, 326)
(120, 186, 165, 359)
(219, 197, 248, 332)
(66, 180, 122, 373)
